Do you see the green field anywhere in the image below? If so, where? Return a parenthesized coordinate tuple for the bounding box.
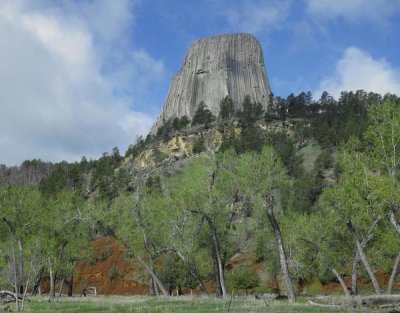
(5, 296, 388, 313)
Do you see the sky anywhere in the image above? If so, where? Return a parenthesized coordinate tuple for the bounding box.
(0, 0, 399, 166)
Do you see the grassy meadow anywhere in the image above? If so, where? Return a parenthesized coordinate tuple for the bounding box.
(4, 295, 390, 313)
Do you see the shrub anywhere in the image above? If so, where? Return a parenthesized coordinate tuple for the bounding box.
(192, 137, 205, 154)
(219, 96, 235, 120)
(192, 102, 215, 128)
(237, 95, 264, 125)
(315, 149, 334, 170)
(173, 116, 190, 131)
(109, 265, 120, 280)
(306, 280, 323, 295)
(100, 244, 113, 261)
(228, 265, 260, 294)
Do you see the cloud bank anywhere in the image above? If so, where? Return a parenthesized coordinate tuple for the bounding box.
(0, 1, 164, 165)
(316, 47, 400, 99)
(306, 0, 400, 23)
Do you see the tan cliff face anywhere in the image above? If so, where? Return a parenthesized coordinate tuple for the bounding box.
(128, 120, 300, 171)
(132, 128, 224, 170)
(151, 33, 272, 134)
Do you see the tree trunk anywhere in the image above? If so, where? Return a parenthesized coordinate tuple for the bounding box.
(21, 257, 34, 310)
(175, 250, 208, 295)
(154, 280, 160, 296)
(316, 250, 350, 298)
(351, 251, 361, 295)
(11, 243, 20, 311)
(0, 290, 22, 300)
(387, 251, 400, 294)
(203, 213, 227, 299)
(31, 267, 44, 296)
(136, 255, 168, 296)
(330, 267, 351, 297)
(389, 211, 400, 235)
(189, 263, 208, 295)
(49, 272, 56, 299)
(347, 221, 381, 295)
(215, 248, 227, 298)
(211, 229, 227, 298)
(215, 262, 222, 297)
(149, 278, 155, 296)
(58, 278, 65, 297)
(266, 196, 296, 303)
(66, 276, 73, 297)
(48, 258, 56, 300)
(351, 217, 378, 295)
(17, 239, 24, 295)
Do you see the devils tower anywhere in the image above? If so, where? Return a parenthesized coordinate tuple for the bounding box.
(151, 33, 272, 133)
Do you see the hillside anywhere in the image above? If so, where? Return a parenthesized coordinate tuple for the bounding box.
(2, 89, 399, 300)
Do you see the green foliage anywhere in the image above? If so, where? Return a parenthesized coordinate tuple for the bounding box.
(219, 95, 235, 120)
(219, 129, 238, 153)
(157, 119, 174, 141)
(235, 127, 265, 154)
(192, 136, 205, 154)
(303, 103, 400, 289)
(287, 92, 312, 117)
(306, 280, 324, 295)
(145, 174, 162, 192)
(109, 265, 120, 280)
(39, 161, 85, 196)
(228, 264, 260, 293)
(219, 126, 265, 155)
(311, 90, 385, 147)
(265, 132, 303, 177)
(173, 116, 190, 131)
(90, 151, 125, 200)
(155, 116, 191, 142)
(39, 144, 129, 201)
(3, 91, 400, 300)
(315, 149, 334, 171)
(293, 120, 312, 143)
(153, 148, 168, 163)
(125, 136, 146, 159)
(0, 187, 93, 295)
(290, 171, 324, 213)
(192, 101, 216, 128)
(159, 254, 197, 293)
(237, 95, 264, 125)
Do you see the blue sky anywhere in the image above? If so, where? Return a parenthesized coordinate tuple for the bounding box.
(0, 0, 399, 165)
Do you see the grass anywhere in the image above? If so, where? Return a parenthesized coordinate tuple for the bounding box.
(299, 139, 322, 172)
(5, 295, 388, 313)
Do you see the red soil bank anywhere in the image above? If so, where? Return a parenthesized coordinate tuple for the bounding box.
(74, 237, 147, 295)
(72, 237, 400, 295)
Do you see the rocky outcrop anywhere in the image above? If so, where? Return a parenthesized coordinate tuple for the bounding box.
(130, 120, 300, 171)
(151, 33, 272, 133)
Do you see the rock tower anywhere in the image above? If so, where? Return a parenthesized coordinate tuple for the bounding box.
(151, 33, 272, 133)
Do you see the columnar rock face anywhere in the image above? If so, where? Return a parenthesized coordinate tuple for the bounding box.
(151, 33, 272, 133)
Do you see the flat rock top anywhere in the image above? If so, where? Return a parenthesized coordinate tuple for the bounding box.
(191, 33, 258, 45)
(183, 33, 263, 66)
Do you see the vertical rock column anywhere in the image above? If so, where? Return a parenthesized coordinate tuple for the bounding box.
(151, 33, 272, 133)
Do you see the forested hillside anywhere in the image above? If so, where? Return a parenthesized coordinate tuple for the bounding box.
(1, 90, 399, 302)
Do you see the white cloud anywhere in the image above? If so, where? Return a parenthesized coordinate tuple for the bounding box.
(0, 1, 164, 165)
(218, 0, 291, 34)
(316, 47, 400, 99)
(306, 0, 400, 23)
